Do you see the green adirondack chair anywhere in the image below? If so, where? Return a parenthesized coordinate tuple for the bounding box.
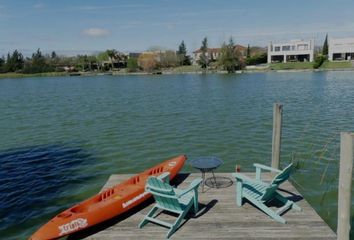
(139, 173, 202, 239)
(232, 163, 301, 224)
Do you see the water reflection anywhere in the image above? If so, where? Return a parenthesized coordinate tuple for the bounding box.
(0, 144, 95, 238)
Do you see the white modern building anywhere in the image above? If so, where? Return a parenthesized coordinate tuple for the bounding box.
(267, 39, 315, 63)
(328, 37, 354, 61)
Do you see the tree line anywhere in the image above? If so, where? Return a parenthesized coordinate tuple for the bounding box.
(0, 38, 267, 74)
(0, 40, 193, 74)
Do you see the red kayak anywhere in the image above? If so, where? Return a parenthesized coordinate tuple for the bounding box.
(30, 155, 186, 240)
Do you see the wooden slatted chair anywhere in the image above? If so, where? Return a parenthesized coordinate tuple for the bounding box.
(232, 163, 301, 223)
(139, 173, 202, 239)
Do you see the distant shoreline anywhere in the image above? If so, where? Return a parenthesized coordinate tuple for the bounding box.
(1, 67, 354, 79)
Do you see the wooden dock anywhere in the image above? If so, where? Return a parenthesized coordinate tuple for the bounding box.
(70, 172, 337, 240)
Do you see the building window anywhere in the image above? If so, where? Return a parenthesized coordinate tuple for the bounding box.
(292, 46, 295, 50)
(282, 45, 290, 51)
(274, 46, 280, 52)
(298, 44, 309, 50)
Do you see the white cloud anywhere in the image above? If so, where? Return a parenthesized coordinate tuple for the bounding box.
(82, 28, 110, 37)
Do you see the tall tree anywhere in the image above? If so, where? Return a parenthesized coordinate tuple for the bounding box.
(5, 50, 24, 72)
(218, 37, 239, 73)
(322, 34, 328, 56)
(0, 56, 4, 73)
(24, 48, 53, 73)
(51, 51, 57, 59)
(198, 37, 209, 69)
(246, 44, 251, 58)
(177, 40, 191, 66)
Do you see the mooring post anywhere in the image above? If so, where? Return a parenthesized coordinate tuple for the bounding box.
(271, 103, 283, 169)
(337, 132, 353, 240)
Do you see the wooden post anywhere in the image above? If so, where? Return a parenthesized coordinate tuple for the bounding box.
(271, 103, 283, 169)
(337, 132, 353, 240)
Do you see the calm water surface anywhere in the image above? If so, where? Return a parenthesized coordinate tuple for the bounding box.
(0, 72, 353, 239)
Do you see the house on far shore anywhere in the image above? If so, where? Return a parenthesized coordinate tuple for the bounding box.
(267, 39, 314, 63)
(193, 45, 247, 64)
(193, 48, 221, 64)
(128, 52, 142, 59)
(328, 37, 354, 61)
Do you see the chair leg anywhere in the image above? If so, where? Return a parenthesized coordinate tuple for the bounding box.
(275, 192, 302, 211)
(258, 203, 286, 224)
(166, 208, 190, 239)
(138, 205, 159, 229)
(291, 201, 301, 211)
(193, 189, 199, 214)
(236, 181, 243, 206)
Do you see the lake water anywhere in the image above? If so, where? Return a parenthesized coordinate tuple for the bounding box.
(0, 72, 353, 239)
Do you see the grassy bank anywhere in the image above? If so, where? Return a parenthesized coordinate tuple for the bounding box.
(0, 72, 68, 79)
(320, 61, 353, 69)
(169, 65, 202, 73)
(1, 62, 354, 79)
(269, 62, 314, 70)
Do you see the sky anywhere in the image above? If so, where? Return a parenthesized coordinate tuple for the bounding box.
(1, 0, 354, 56)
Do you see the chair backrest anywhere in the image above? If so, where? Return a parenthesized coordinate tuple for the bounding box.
(270, 163, 293, 186)
(260, 184, 278, 202)
(146, 177, 182, 212)
(260, 163, 294, 202)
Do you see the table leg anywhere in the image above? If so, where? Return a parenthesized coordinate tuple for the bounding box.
(201, 171, 205, 192)
(211, 170, 218, 188)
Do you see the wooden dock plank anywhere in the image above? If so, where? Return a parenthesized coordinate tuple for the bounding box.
(76, 173, 336, 240)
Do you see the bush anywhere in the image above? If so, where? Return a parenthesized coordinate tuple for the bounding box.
(313, 55, 327, 69)
(127, 57, 138, 72)
(246, 53, 267, 65)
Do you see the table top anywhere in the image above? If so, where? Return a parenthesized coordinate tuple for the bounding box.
(189, 156, 223, 171)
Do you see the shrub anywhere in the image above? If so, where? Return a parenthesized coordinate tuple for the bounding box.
(246, 53, 267, 65)
(313, 55, 326, 69)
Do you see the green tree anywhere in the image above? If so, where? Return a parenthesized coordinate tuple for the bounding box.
(218, 37, 239, 73)
(97, 51, 110, 62)
(127, 57, 138, 72)
(0, 56, 4, 73)
(198, 37, 209, 69)
(177, 40, 191, 66)
(313, 55, 326, 69)
(24, 48, 53, 73)
(246, 53, 267, 65)
(5, 50, 24, 72)
(51, 51, 57, 59)
(322, 34, 328, 56)
(246, 44, 251, 58)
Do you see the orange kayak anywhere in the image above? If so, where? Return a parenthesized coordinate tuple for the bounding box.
(30, 155, 186, 240)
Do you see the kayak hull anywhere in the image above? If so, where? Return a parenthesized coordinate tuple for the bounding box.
(30, 155, 186, 240)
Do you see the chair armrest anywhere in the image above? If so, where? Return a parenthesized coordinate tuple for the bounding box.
(177, 178, 202, 197)
(232, 172, 257, 183)
(253, 164, 282, 173)
(253, 163, 281, 181)
(157, 172, 170, 183)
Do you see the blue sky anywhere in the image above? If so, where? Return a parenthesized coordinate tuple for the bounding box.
(1, 0, 354, 56)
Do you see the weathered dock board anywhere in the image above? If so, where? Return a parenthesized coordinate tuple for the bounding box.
(72, 173, 336, 240)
